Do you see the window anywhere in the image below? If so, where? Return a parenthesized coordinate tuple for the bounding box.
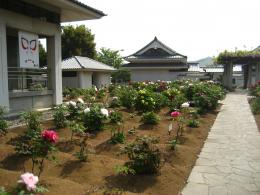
(62, 71, 77, 77)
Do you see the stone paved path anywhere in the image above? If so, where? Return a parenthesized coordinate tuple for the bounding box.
(182, 93, 260, 195)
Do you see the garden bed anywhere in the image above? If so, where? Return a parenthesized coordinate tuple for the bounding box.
(0, 107, 218, 195)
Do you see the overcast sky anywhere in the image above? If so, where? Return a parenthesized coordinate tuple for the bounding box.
(64, 0, 260, 61)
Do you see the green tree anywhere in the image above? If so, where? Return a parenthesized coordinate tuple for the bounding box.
(61, 25, 96, 59)
(39, 42, 47, 67)
(112, 69, 131, 83)
(96, 47, 123, 69)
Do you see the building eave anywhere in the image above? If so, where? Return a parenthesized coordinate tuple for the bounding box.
(40, 0, 106, 22)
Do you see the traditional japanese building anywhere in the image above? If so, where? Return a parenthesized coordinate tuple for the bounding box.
(123, 37, 191, 82)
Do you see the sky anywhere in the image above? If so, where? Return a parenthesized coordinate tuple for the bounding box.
(63, 0, 260, 61)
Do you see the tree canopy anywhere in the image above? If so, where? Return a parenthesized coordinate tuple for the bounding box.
(61, 25, 96, 59)
(96, 47, 124, 69)
(39, 42, 47, 67)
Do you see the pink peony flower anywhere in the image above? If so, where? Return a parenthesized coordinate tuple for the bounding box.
(41, 130, 58, 143)
(18, 172, 39, 191)
(171, 111, 181, 118)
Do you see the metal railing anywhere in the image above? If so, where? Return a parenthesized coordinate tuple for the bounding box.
(8, 67, 49, 92)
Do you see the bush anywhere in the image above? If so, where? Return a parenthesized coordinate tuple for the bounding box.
(118, 87, 137, 109)
(141, 112, 160, 125)
(21, 111, 41, 132)
(109, 111, 123, 124)
(53, 105, 67, 128)
(69, 121, 85, 141)
(110, 128, 125, 144)
(119, 136, 161, 174)
(0, 106, 8, 135)
(187, 119, 199, 128)
(135, 89, 156, 112)
(251, 97, 260, 114)
(109, 97, 121, 108)
(83, 105, 106, 132)
(168, 94, 187, 111)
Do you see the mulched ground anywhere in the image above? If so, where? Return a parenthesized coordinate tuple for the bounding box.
(0, 107, 219, 195)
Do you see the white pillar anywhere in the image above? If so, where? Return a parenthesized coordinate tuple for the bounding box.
(47, 33, 62, 105)
(255, 64, 260, 84)
(0, 22, 9, 110)
(223, 64, 233, 90)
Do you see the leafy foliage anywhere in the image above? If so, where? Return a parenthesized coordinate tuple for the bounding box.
(53, 105, 68, 128)
(109, 111, 123, 124)
(62, 25, 96, 59)
(119, 136, 161, 174)
(0, 106, 8, 135)
(96, 47, 123, 69)
(83, 105, 106, 132)
(187, 119, 200, 128)
(110, 128, 125, 144)
(141, 112, 160, 125)
(111, 69, 131, 84)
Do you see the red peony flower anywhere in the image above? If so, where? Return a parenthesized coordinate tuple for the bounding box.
(41, 130, 58, 143)
(171, 111, 181, 118)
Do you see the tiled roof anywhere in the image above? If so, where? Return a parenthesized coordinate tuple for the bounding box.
(62, 56, 116, 71)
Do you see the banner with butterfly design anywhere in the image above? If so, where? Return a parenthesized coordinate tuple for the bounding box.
(18, 31, 39, 69)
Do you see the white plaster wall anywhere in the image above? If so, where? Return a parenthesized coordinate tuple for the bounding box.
(62, 76, 79, 88)
(78, 71, 93, 89)
(130, 69, 187, 82)
(93, 72, 111, 88)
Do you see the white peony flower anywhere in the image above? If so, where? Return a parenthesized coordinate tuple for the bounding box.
(100, 108, 109, 117)
(188, 83, 193, 86)
(94, 86, 98, 92)
(112, 96, 118, 100)
(84, 107, 90, 113)
(69, 101, 77, 107)
(65, 101, 70, 106)
(91, 96, 96, 101)
(77, 98, 84, 104)
(181, 102, 190, 108)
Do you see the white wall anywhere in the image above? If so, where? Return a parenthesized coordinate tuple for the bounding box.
(62, 76, 79, 88)
(78, 71, 92, 89)
(130, 69, 187, 82)
(93, 72, 111, 88)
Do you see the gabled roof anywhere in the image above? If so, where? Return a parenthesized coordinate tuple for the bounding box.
(125, 37, 187, 61)
(62, 56, 116, 72)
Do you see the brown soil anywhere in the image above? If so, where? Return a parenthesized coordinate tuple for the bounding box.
(0, 107, 218, 195)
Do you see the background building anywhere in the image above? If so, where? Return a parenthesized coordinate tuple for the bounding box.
(62, 56, 115, 89)
(123, 37, 192, 82)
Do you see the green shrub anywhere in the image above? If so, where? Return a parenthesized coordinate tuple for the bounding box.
(110, 128, 125, 144)
(109, 111, 123, 124)
(69, 121, 85, 141)
(187, 119, 200, 128)
(135, 89, 156, 112)
(0, 106, 8, 135)
(141, 112, 160, 125)
(251, 97, 260, 114)
(109, 97, 121, 108)
(53, 105, 67, 128)
(21, 111, 41, 132)
(168, 94, 187, 111)
(83, 105, 106, 132)
(118, 87, 137, 109)
(118, 136, 161, 174)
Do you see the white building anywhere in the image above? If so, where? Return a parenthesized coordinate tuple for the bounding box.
(0, 0, 105, 112)
(62, 56, 115, 89)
